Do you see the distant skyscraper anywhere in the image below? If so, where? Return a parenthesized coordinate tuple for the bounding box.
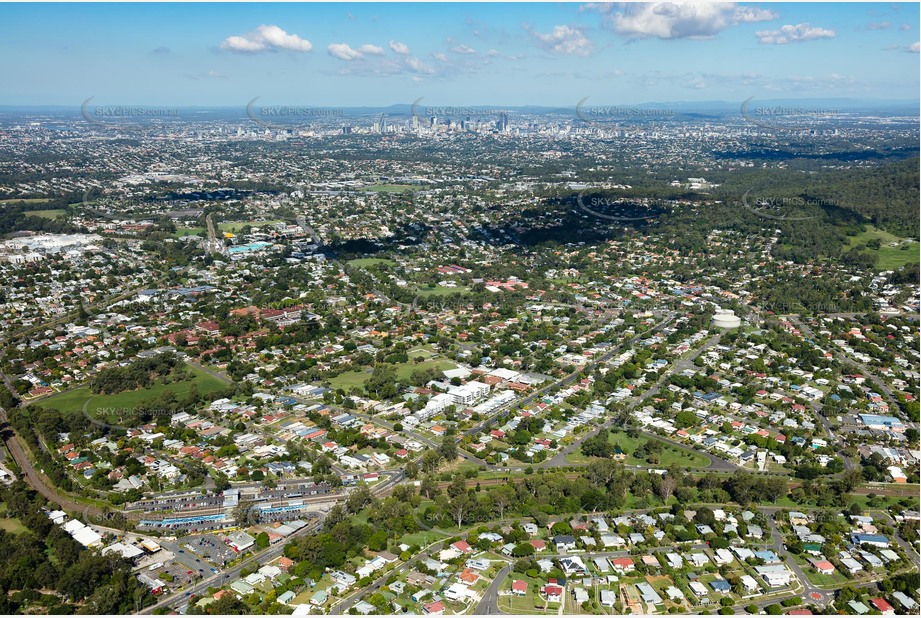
(498, 112, 509, 132)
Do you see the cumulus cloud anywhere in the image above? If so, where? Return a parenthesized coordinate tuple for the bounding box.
(911, 41, 920, 52)
(604, 2, 777, 40)
(327, 43, 364, 60)
(220, 25, 313, 53)
(526, 24, 593, 56)
(327, 43, 385, 60)
(389, 40, 411, 55)
(451, 44, 477, 54)
(756, 23, 836, 45)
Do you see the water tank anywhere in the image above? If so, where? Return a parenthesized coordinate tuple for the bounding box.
(712, 310, 741, 329)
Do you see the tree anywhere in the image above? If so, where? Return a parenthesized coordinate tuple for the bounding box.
(255, 532, 270, 549)
(437, 436, 458, 462)
(489, 485, 515, 520)
(656, 474, 677, 503)
(448, 493, 472, 527)
(512, 543, 535, 557)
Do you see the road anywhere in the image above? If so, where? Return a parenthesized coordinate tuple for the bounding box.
(473, 564, 510, 615)
(763, 506, 829, 608)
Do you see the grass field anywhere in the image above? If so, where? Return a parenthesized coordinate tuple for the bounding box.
(347, 258, 396, 268)
(218, 220, 284, 233)
(0, 518, 28, 534)
(566, 430, 710, 468)
(37, 366, 226, 423)
(328, 357, 457, 391)
(416, 284, 469, 296)
(173, 226, 206, 238)
(847, 225, 920, 270)
(0, 198, 53, 205)
(28, 209, 67, 219)
(397, 530, 446, 547)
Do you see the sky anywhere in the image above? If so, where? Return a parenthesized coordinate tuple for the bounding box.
(0, 2, 918, 107)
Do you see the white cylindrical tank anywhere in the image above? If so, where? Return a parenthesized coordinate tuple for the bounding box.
(712, 310, 741, 329)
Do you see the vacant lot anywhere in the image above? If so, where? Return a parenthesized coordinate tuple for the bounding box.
(37, 366, 226, 423)
(567, 430, 710, 468)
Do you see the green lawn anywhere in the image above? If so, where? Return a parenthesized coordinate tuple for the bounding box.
(347, 258, 396, 268)
(397, 530, 446, 547)
(37, 366, 226, 423)
(218, 220, 284, 233)
(328, 357, 457, 391)
(804, 568, 849, 587)
(566, 430, 710, 468)
(327, 370, 373, 392)
(0, 198, 53, 204)
(416, 285, 468, 296)
(847, 225, 920, 270)
(0, 518, 28, 534)
(28, 209, 67, 219)
(173, 226, 206, 238)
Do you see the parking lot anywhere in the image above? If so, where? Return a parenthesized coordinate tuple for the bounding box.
(180, 533, 238, 568)
(146, 559, 202, 591)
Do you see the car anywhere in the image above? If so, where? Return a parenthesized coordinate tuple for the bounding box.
(187, 570, 193, 575)
(179, 549, 184, 553)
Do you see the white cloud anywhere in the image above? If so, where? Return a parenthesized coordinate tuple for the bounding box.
(451, 44, 477, 54)
(328, 43, 364, 60)
(220, 24, 313, 53)
(389, 40, 411, 55)
(526, 25, 593, 56)
(756, 23, 836, 45)
(910, 41, 920, 53)
(405, 56, 435, 74)
(432, 52, 449, 62)
(327, 43, 385, 61)
(606, 3, 777, 40)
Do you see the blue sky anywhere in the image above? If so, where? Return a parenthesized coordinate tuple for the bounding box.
(0, 2, 918, 106)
